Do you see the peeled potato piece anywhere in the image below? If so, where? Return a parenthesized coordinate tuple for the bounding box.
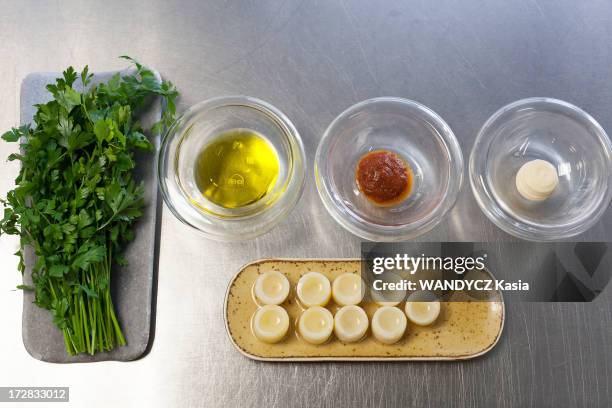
(405, 300, 440, 326)
(252, 305, 290, 344)
(254, 271, 290, 305)
(298, 306, 334, 345)
(332, 273, 365, 306)
(297, 272, 331, 307)
(334, 305, 369, 343)
(371, 306, 407, 344)
(515, 159, 559, 201)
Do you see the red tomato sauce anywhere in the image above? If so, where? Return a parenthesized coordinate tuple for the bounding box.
(355, 150, 412, 206)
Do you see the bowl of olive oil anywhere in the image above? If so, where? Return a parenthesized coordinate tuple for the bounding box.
(158, 96, 306, 241)
(194, 129, 280, 209)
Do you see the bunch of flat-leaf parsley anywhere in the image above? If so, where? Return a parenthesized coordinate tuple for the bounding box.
(0, 57, 178, 355)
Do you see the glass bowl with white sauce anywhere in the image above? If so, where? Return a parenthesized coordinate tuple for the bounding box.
(469, 97, 612, 241)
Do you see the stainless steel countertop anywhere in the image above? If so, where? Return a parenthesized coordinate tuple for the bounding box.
(1, 0, 611, 407)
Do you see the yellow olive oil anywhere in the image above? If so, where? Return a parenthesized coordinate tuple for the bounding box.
(194, 129, 280, 208)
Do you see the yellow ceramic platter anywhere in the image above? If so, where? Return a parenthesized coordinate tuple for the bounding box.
(225, 259, 504, 361)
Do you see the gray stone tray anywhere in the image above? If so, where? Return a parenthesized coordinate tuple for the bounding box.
(20, 70, 161, 363)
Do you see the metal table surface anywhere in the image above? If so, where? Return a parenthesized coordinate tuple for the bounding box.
(1, 0, 611, 407)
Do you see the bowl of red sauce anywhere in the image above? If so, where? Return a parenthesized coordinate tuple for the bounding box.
(315, 97, 463, 241)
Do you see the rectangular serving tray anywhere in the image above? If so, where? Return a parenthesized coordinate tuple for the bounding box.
(225, 258, 505, 361)
(20, 70, 162, 363)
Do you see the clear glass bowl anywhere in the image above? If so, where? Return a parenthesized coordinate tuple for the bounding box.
(469, 97, 612, 241)
(315, 97, 464, 241)
(158, 96, 306, 241)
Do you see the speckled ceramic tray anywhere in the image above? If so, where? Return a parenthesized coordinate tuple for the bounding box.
(225, 259, 505, 361)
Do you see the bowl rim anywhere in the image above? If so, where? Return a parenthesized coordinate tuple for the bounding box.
(469, 97, 612, 241)
(158, 95, 306, 241)
(315, 97, 464, 241)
